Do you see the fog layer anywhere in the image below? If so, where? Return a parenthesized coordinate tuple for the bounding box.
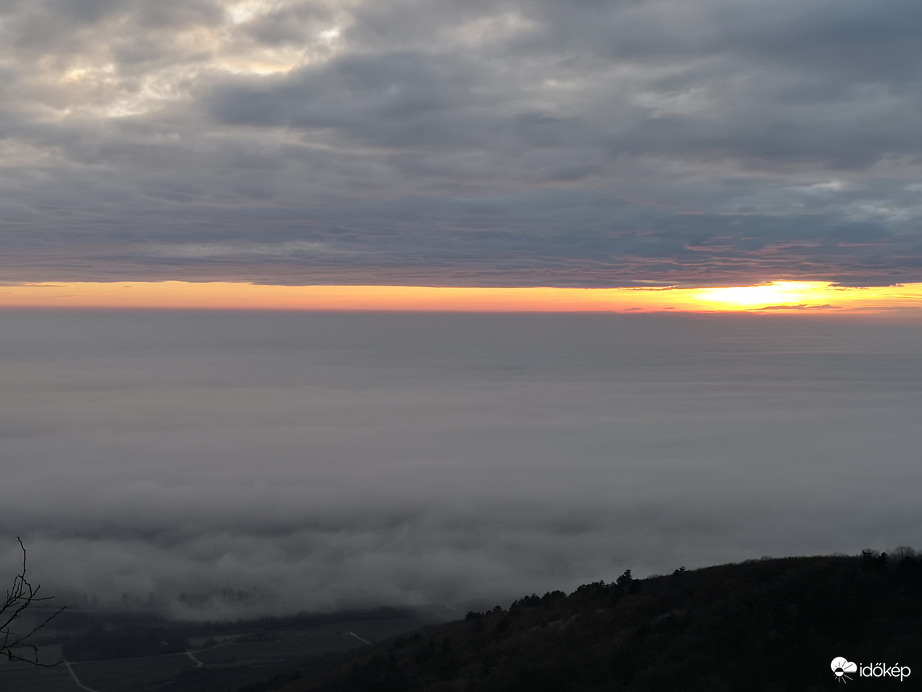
(2, 311, 919, 618)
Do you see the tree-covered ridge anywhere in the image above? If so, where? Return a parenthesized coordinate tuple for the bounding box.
(245, 549, 922, 692)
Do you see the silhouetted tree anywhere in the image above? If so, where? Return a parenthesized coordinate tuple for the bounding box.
(1, 538, 63, 666)
(893, 545, 917, 563)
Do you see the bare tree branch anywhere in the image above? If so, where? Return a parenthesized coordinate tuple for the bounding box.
(1, 537, 64, 667)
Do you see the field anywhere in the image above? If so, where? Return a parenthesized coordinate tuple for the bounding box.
(0, 662, 76, 692)
(1, 614, 427, 692)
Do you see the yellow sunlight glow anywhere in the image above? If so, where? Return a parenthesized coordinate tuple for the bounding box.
(1, 280, 922, 316)
(694, 282, 826, 308)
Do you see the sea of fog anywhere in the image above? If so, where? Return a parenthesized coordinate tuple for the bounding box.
(1, 310, 920, 620)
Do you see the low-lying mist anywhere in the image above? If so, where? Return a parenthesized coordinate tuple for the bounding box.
(2, 311, 920, 620)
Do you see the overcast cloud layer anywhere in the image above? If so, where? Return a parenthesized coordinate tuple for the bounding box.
(2, 312, 920, 619)
(1, 0, 922, 287)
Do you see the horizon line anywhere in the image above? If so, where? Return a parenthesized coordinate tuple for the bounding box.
(0, 280, 921, 316)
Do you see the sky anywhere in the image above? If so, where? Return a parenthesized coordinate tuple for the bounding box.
(3, 311, 921, 619)
(1, 0, 922, 311)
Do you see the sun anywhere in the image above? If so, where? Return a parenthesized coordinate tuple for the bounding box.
(693, 281, 826, 310)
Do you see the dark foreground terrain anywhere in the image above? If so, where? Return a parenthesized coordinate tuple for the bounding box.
(4, 550, 921, 691)
(0, 608, 428, 692)
(247, 550, 922, 692)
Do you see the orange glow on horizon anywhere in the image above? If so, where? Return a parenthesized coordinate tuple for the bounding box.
(0, 280, 921, 315)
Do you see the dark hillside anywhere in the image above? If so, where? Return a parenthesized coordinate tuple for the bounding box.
(244, 550, 922, 692)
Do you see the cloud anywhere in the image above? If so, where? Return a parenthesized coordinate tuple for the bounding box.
(756, 303, 840, 311)
(0, 0, 921, 286)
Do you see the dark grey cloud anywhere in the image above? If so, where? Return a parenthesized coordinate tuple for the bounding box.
(1, 0, 921, 286)
(3, 312, 921, 618)
(205, 50, 486, 149)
